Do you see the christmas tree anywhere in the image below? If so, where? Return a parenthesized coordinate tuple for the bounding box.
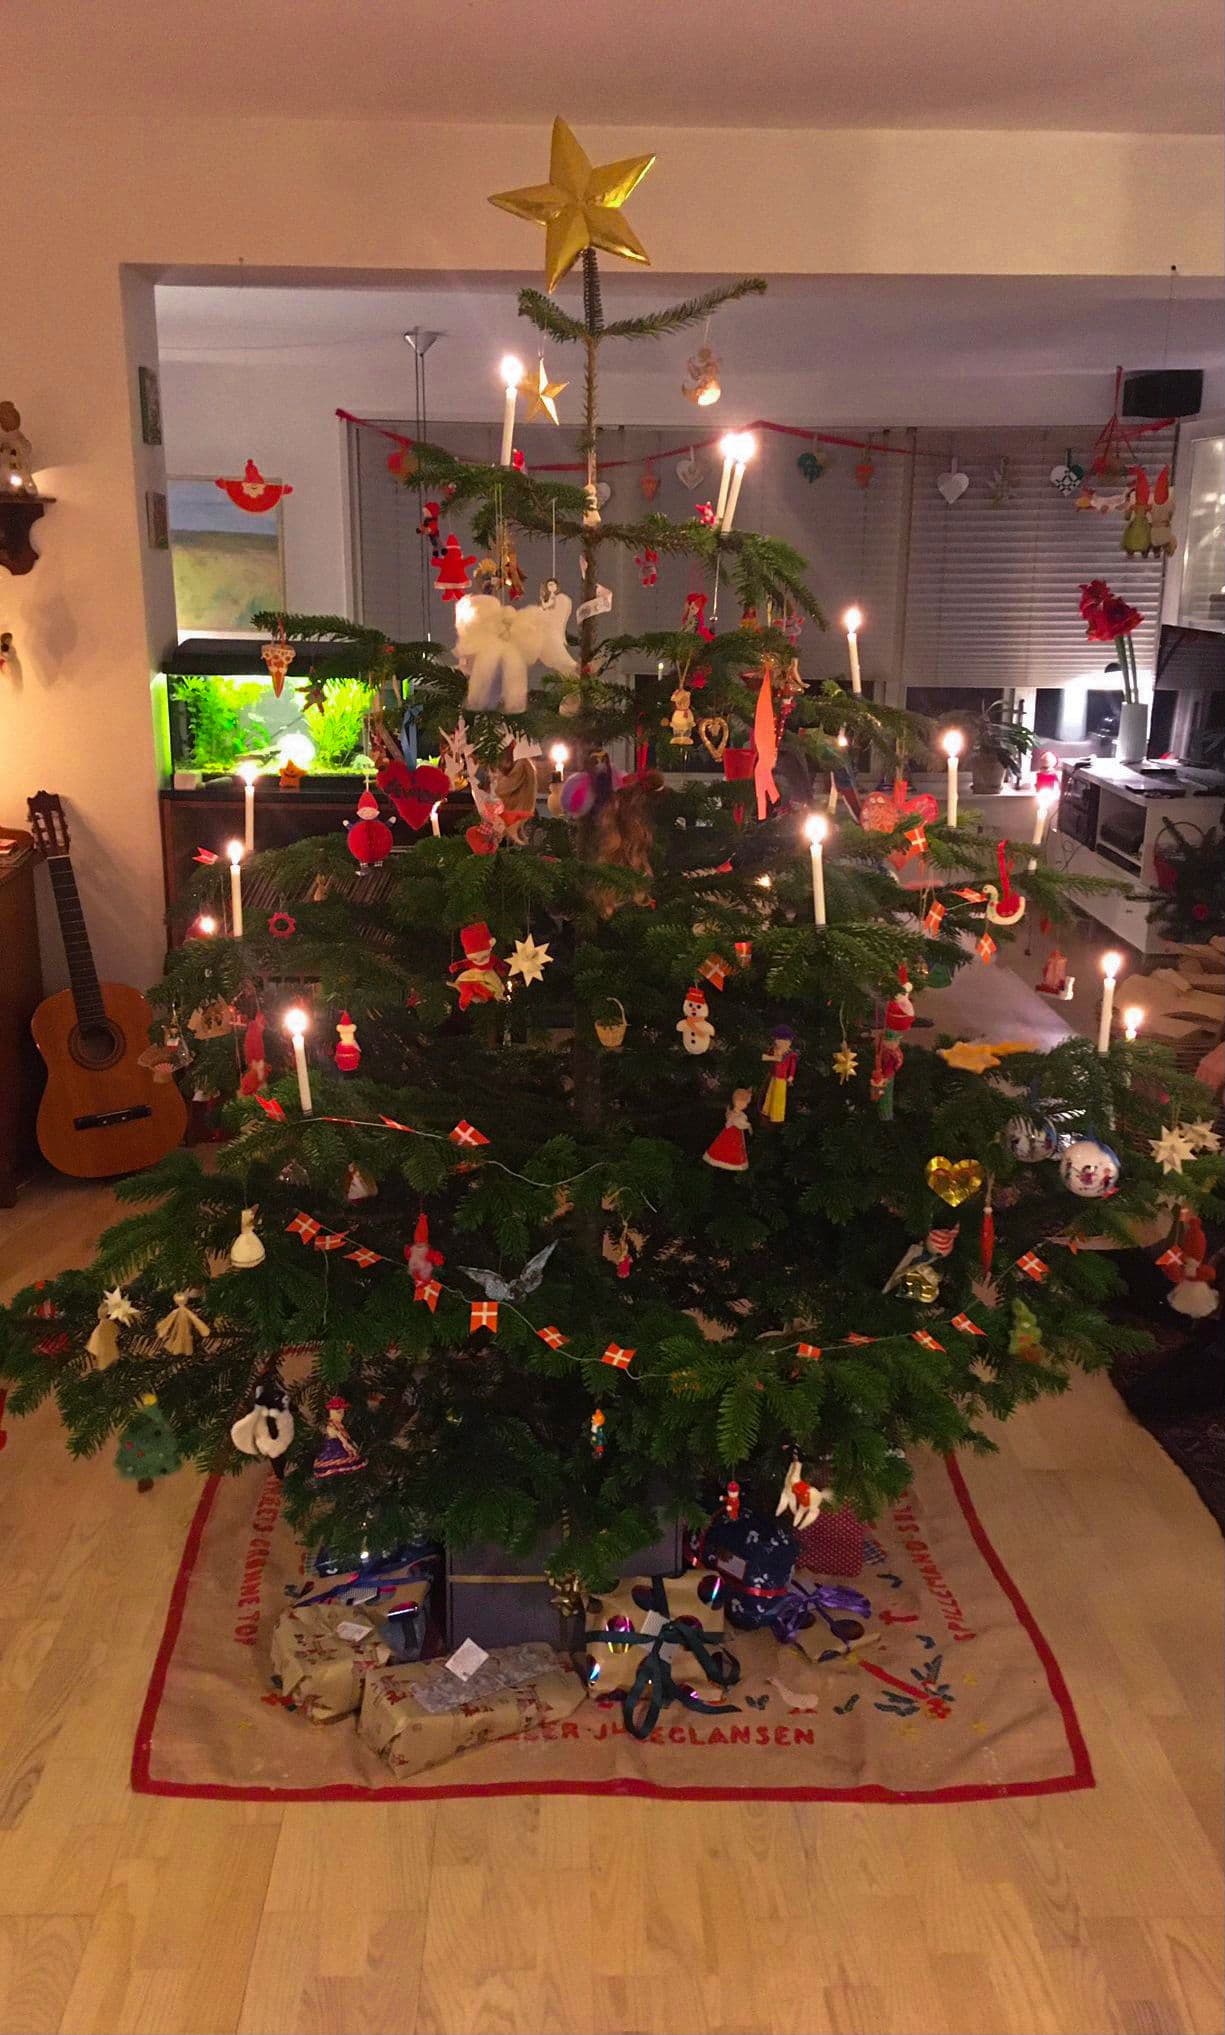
(3, 121, 1221, 1590)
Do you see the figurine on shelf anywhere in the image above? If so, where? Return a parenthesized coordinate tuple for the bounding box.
(312, 1397, 366, 1480)
(667, 683, 695, 747)
(0, 402, 37, 496)
(761, 1024, 799, 1124)
(704, 1088, 753, 1173)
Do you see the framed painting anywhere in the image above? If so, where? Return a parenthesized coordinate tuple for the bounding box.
(167, 476, 286, 633)
(138, 365, 163, 445)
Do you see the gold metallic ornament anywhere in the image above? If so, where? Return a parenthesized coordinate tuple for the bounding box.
(489, 117, 654, 293)
(832, 1044, 858, 1083)
(937, 1039, 1029, 1074)
(520, 356, 568, 426)
(899, 1261, 941, 1304)
(925, 1157, 986, 1208)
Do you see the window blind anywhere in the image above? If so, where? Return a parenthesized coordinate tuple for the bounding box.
(899, 425, 1175, 694)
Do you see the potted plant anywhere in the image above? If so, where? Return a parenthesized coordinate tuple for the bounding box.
(935, 704, 1036, 793)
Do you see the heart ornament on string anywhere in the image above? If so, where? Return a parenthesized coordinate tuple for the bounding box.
(698, 715, 730, 763)
(925, 1157, 986, 1208)
(937, 462, 970, 506)
(676, 448, 703, 489)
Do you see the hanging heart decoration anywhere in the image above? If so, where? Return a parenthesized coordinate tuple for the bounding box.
(376, 760, 451, 831)
(937, 465, 970, 506)
(925, 1157, 986, 1208)
(698, 715, 730, 763)
(676, 448, 703, 489)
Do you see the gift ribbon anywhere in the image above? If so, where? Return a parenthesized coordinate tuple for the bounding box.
(290, 1552, 436, 1613)
(770, 1580, 872, 1647)
(587, 1580, 741, 1740)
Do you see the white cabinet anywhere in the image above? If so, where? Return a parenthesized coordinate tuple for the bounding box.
(1052, 761, 1223, 953)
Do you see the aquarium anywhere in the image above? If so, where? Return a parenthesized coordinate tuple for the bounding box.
(161, 637, 376, 785)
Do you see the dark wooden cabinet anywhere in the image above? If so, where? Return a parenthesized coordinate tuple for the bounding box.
(0, 831, 45, 1203)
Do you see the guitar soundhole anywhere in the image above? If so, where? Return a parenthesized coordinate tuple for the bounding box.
(70, 1019, 124, 1071)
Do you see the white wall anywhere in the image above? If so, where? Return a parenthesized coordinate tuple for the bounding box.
(3, 113, 1221, 988)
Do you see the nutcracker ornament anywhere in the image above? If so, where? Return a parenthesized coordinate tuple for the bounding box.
(761, 1024, 798, 1123)
(703, 1088, 753, 1173)
(677, 986, 715, 1055)
(333, 1012, 362, 1073)
(449, 922, 509, 1008)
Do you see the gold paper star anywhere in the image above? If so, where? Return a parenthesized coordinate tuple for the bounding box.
(833, 1045, 858, 1083)
(508, 935, 553, 986)
(938, 1039, 1031, 1074)
(490, 117, 655, 293)
(520, 357, 568, 426)
(1150, 1124, 1197, 1175)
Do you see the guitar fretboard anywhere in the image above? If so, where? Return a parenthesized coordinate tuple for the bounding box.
(46, 856, 105, 1027)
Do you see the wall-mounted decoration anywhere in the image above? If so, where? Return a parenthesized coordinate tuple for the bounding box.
(168, 476, 286, 632)
(937, 459, 970, 505)
(213, 459, 293, 515)
(138, 366, 163, 446)
(145, 490, 169, 550)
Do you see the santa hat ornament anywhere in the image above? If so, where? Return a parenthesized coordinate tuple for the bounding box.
(884, 966, 916, 1034)
(461, 921, 494, 962)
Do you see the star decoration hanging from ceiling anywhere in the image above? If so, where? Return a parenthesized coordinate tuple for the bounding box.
(520, 357, 568, 426)
(508, 935, 553, 986)
(1150, 1124, 1199, 1175)
(489, 117, 655, 293)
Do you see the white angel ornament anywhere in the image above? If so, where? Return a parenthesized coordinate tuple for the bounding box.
(155, 1291, 210, 1356)
(454, 589, 577, 714)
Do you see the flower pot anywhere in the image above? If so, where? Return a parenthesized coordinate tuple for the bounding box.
(1115, 700, 1149, 766)
(970, 751, 1007, 793)
(723, 746, 755, 781)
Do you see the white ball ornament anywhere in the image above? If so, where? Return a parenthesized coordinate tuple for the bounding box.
(1004, 1114, 1059, 1163)
(1059, 1137, 1121, 1199)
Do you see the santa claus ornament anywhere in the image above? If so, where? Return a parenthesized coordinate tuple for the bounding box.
(449, 922, 508, 1009)
(433, 533, 477, 602)
(404, 1212, 444, 1290)
(333, 1012, 361, 1074)
(346, 788, 393, 869)
(214, 460, 293, 514)
(1159, 1211, 1219, 1319)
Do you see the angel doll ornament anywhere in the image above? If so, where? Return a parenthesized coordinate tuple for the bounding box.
(155, 1291, 210, 1356)
(704, 1089, 753, 1173)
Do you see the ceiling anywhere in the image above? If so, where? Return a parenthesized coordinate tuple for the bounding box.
(157, 273, 1225, 377)
(16, 0, 1224, 131)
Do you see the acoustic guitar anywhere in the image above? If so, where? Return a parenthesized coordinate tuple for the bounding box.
(27, 791, 186, 1177)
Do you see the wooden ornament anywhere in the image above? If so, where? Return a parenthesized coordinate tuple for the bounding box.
(698, 716, 730, 763)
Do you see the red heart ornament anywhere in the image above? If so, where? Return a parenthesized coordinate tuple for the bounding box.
(377, 761, 451, 830)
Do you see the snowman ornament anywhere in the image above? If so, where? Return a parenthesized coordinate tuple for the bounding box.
(1059, 1137, 1121, 1199)
(677, 986, 715, 1055)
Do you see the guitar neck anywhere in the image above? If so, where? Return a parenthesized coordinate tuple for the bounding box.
(46, 855, 106, 1027)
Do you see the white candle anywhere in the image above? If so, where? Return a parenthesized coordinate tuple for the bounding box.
(429, 802, 441, 839)
(499, 355, 523, 466)
(226, 839, 244, 938)
(1123, 1005, 1143, 1042)
(803, 814, 828, 927)
(714, 440, 735, 525)
(941, 729, 963, 829)
(842, 606, 863, 696)
(1026, 786, 1057, 871)
(827, 776, 839, 815)
(284, 1006, 313, 1114)
(1098, 951, 1122, 1053)
(719, 433, 756, 535)
(237, 759, 259, 852)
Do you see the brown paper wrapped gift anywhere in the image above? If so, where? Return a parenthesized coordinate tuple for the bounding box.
(269, 1601, 396, 1723)
(358, 1643, 585, 1778)
(584, 1571, 726, 1699)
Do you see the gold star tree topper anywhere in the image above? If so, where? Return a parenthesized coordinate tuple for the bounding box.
(490, 117, 654, 294)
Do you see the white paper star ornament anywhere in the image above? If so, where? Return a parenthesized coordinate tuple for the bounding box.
(1150, 1125, 1198, 1175)
(508, 935, 553, 986)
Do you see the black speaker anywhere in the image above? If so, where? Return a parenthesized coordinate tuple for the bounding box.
(1122, 368, 1203, 418)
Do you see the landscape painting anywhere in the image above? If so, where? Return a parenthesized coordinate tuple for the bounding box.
(167, 476, 285, 632)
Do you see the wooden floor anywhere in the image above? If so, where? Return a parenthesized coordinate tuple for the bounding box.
(0, 1177, 1221, 2035)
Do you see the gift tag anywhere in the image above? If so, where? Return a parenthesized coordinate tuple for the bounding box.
(576, 584, 613, 623)
(641, 1608, 680, 1664)
(445, 1637, 490, 1682)
(335, 1617, 374, 1643)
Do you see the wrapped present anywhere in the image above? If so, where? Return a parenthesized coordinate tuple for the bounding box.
(699, 1512, 799, 1629)
(447, 1518, 682, 1650)
(358, 1643, 584, 1778)
(292, 1545, 437, 1662)
(795, 1503, 867, 1577)
(269, 1601, 396, 1723)
(584, 1573, 739, 1739)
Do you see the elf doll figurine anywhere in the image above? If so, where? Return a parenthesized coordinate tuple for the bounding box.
(760, 1024, 798, 1125)
(449, 922, 508, 1009)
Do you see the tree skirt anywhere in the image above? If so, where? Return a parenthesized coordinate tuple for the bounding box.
(132, 1454, 1092, 1804)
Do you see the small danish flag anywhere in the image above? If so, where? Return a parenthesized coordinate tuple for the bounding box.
(1155, 1245, 1185, 1274)
(796, 1342, 822, 1361)
(287, 1212, 322, 1244)
(846, 1332, 875, 1345)
(912, 1331, 945, 1351)
(904, 822, 928, 856)
(950, 1312, 986, 1337)
(449, 1120, 489, 1148)
(414, 1278, 442, 1311)
(923, 901, 946, 937)
(314, 1232, 348, 1253)
(601, 1343, 635, 1369)
(379, 1114, 417, 1134)
(537, 1326, 569, 1349)
(976, 932, 997, 965)
(1016, 1250, 1049, 1282)
(469, 1300, 499, 1333)
(346, 1246, 383, 1269)
(254, 1094, 287, 1122)
(954, 887, 986, 903)
(699, 954, 730, 992)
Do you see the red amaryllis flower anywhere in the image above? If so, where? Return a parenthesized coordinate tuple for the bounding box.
(1079, 580, 1143, 642)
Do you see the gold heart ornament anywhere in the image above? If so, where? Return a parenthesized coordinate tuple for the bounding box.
(698, 715, 730, 763)
(925, 1156, 986, 1208)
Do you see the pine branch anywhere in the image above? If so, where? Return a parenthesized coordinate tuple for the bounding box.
(598, 277, 768, 341)
(516, 291, 590, 344)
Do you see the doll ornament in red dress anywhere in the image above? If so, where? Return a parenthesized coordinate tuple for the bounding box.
(704, 1088, 753, 1173)
(333, 1012, 361, 1074)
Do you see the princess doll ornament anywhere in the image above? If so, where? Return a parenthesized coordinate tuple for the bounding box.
(761, 1025, 799, 1125)
(704, 1088, 753, 1173)
(312, 1397, 366, 1480)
